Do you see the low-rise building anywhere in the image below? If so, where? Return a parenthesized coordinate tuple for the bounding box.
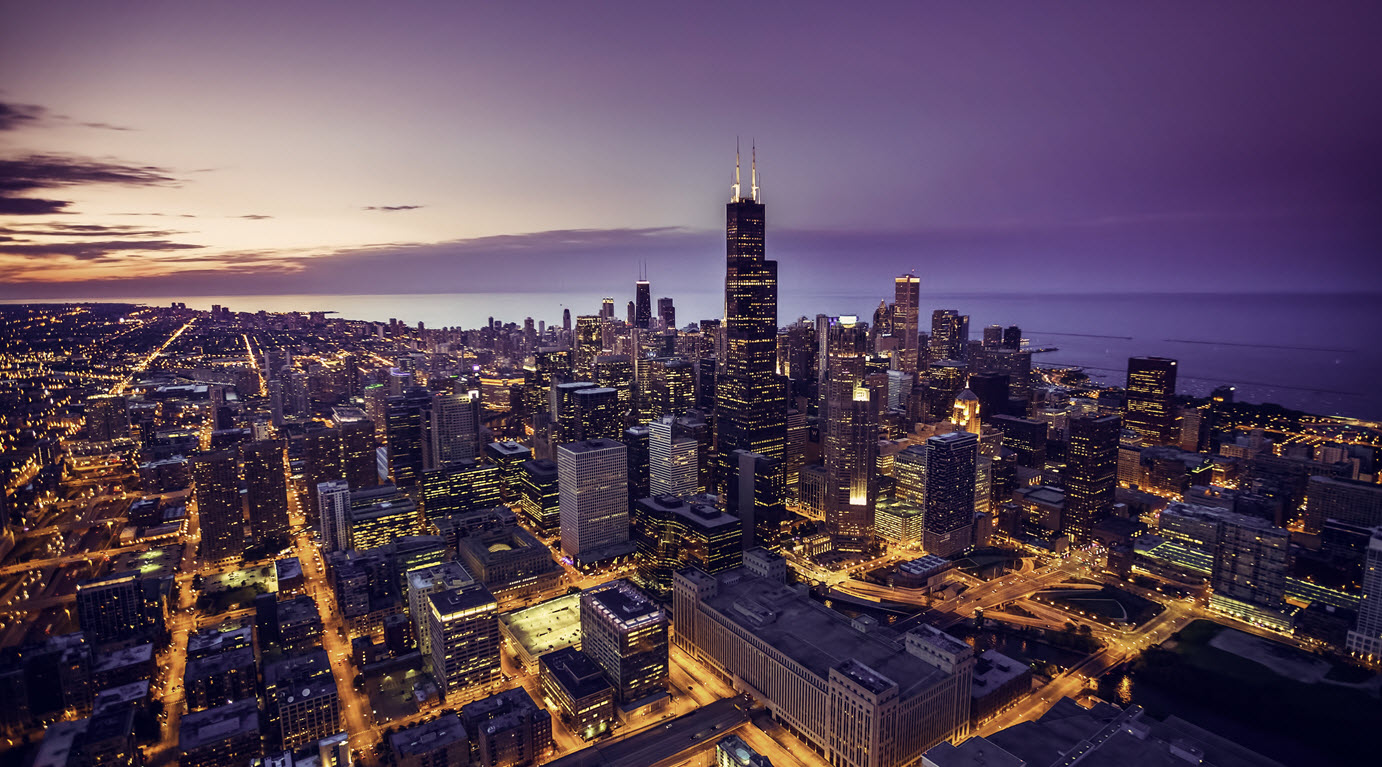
(179, 698, 262, 767)
(389, 714, 469, 767)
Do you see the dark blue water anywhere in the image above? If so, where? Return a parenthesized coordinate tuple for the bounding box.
(11, 291, 1378, 420)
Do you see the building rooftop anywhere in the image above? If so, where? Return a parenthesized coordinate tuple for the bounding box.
(487, 441, 532, 458)
(179, 698, 261, 751)
(700, 569, 947, 697)
(186, 645, 255, 682)
(428, 585, 497, 619)
(92, 642, 153, 673)
(500, 593, 582, 657)
(898, 554, 952, 577)
(559, 438, 624, 455)
(585, 580, 664, 631)
(188, 624, 253, 658)
(389, 714, 468, 756)
(542, 646, 614, 700)
(972, 650, 1029, 699)
(93, 680, 151, 713)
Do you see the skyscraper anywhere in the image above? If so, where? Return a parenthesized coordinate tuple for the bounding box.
(1346, 527, 1382, 660)
(649, 415, 698, 498)
(241, 439, 290, 546)
(574, 315, 602, 381)
(929, 309, 969, 362)
(333, 406, 378, 489)
(716, 145, 787, 496)
(657, 296, 675, 329)
(193, 450, 244, 562)
(635, 277, 652, 329)
(558, 438, 631, 565)
(593, 355, 634, 423)
(1125, 356, 1179, 445)
(822, 316, 878, 552)
(580, 579, 668, 707)
(386, 387, 433, 489)
(426, 585, 500, 700)
(431, 390, 482, 465)
(728, 449, 786, 552)
(892, 274, 921, 373)
(316, 479, 351, 552)
(1064, 414, 1120, 541)
(923, 431, 978, 557)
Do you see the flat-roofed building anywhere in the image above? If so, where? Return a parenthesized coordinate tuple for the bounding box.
(558, 438, 633, 566)
(185, 646, 257, 712)
(580, 580, 668, 711)
(179, 697, 262, 767)
(498, 593, 583, 673)
(518, 459, 561, 532)
(426, 586, 501, 701)
(459, 687, 552, 767)
(673, 566, 973, 767)
(456, 526, 562, 604)
(388, 714, 468, 767)
(539, 646, 615, 741)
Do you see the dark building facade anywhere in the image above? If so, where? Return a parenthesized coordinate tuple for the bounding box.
(1124, 356, 1178, 445)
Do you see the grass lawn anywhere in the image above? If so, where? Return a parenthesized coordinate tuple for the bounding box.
(1134, 620, 1381, 765)
(1037, 584, 1163, 626)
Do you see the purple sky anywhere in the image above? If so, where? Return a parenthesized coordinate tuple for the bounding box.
(2, 1, 1379, 298)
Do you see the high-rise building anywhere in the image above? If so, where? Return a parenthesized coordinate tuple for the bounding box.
(633, 495, 742, 596)
(1346, 527, 1382, 660)
(316, 479, 351, 552)
(477, 442, 524, 502)
(85, 394, 129, 443)
(644, 357, 695, 421)
(822, 316, 879, 552)
(574, 316, 602, 381)
(301, 423, 344, 518)
(785, 408, 806, 502)
(951, 389, 980, 435)
(593, 355, 634, 423)
(727, 450, 786, 552)
(581, 579, 668, 707)
(386, 388, 433, 489)
(518, 459, 560, 533)
(990, 414, 1048, 469)
(333, 407, 378, 489)
(1002, 325, 1022, 349)
(572, 386, 621, 442)
(558, 438, 632, 565)
(624, 425, 650, 504)
(923, 431, 978, 557)
(649, 415, 698, 498)
(241, 440, 290, 546)
(1124, 357, 1179, 445)
(421, 460, 500, 521)
(407, 562, 476, 659)
(1064, 414, 1120, 541)
(1304, 476, 1382, 533)
(431, 390, 481, 465)
(539, 647, 615, 741)
(657, 297, 675, 329)
(193, 450, 244, 563)
(716, 148, 787, 497)
(635, 278, 652, 329)
(75, 571, 161, 646)
(929, 309, 969, 362)
(551, 381, 596, 444)
(892, 274, 921, 373)
(1206, 508, 1290, 628)
(347, 484, 421, 551)
(426, 584, 500, 700)
(601, 297, 614, 321)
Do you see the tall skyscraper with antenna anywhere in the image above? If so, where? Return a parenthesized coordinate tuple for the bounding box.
(635, 265, 652, 329)
(716, 142, 787, 496)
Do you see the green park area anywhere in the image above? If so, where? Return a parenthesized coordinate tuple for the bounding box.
(1129, 620, 1381, 765)
(1036, 584, 1162, 626)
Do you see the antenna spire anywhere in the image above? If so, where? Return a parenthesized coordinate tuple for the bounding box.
(731, 137, 742, 202)
(751, 140, 759, 202)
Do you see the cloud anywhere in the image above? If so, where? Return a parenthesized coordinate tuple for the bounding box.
(0, 197, 70, 215)
(78, 121, 135, 131)
(363, 205, 424, 212)
(0, 223, 184, 238)
(0, 239, 204, 261)
(238, 214, 273, 220)
(0, 153, 179, 216)
(0, 102, 45, 131)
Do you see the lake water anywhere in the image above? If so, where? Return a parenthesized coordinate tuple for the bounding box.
(9, 290, 1379, 420)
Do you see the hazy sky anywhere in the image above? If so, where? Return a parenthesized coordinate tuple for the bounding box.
(2, 1, 1379, 299)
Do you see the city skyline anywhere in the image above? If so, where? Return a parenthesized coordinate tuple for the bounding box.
(3, 1, 1381, 298)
